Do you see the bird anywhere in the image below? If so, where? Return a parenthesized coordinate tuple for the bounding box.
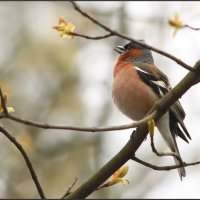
(112, 40, 191, 180)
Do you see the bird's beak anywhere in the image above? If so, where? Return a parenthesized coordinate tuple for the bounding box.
(114, 45, 125, 54)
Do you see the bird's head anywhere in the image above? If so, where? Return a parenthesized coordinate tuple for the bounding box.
(114, 40, 154, 63)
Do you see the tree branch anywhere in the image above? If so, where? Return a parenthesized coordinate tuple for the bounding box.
(150, 128, 182, 163)
(183, 24, 200, 31)
(0, 126, 45, 199)
(67, 126, 148, 199)
(0, 3, 199, 198)
(70, 32, 114, 40)
(60, 177, 78, 199)
(70, 1, 196, 72)
(0, 109, 156, 133)
(66, 61, 200, 199)
(132, 156, 200, 171)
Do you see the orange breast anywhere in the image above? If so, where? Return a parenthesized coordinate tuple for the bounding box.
(112, 63, 159, 120)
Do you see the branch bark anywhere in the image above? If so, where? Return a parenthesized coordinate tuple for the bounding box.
(67, 126, 148, 199)
(0, 110, 156, 132)
(0, 126, 45, 199)
(132, 156, 200, 171)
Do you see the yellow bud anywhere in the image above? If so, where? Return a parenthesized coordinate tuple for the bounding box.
(168, 12, 184, 37)
(7, 107, 15, 113)
(53, 17, 75, 39)
(97, 165, 130, 190)
(113, 165, 129, 179)
(168, 12, 183, 28)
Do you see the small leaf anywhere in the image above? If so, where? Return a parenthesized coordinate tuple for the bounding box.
(112, 165, 129, 179)
(119, 178, 129, 185)
(168, 12, 183, 37)
(97, 165, 130, 190)
(168, 12, 183, 28)
(7, 107, 15, 113)
(105, 178, 129, 187)
(53, 17, 75, 39)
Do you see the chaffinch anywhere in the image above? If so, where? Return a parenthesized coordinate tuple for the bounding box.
(112, 40, 191, 180)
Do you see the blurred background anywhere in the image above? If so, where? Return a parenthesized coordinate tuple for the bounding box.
(0, 1, 200, 198)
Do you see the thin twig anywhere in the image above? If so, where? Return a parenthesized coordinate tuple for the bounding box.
(0, 111, 156, 132)
(0, 126, 45, 199)
(132, 156, 200, 171)
(70, 32, 114, 39)
(70, 1, 195, 72)
(61, 177, 78, 199)
(71, 1, 112, 35)
(149, 129, 182, 163)
(183, 24, 200, 31)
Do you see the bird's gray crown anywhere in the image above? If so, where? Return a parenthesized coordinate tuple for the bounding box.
(123, 40, 146, 50)
(115, 40, 154, 64)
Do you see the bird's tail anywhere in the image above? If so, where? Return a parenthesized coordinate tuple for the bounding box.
(156, 112, 186, 181)
(171, 138, 186, 180)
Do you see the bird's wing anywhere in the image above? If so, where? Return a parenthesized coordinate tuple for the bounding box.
(135, 62, 191, 142)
